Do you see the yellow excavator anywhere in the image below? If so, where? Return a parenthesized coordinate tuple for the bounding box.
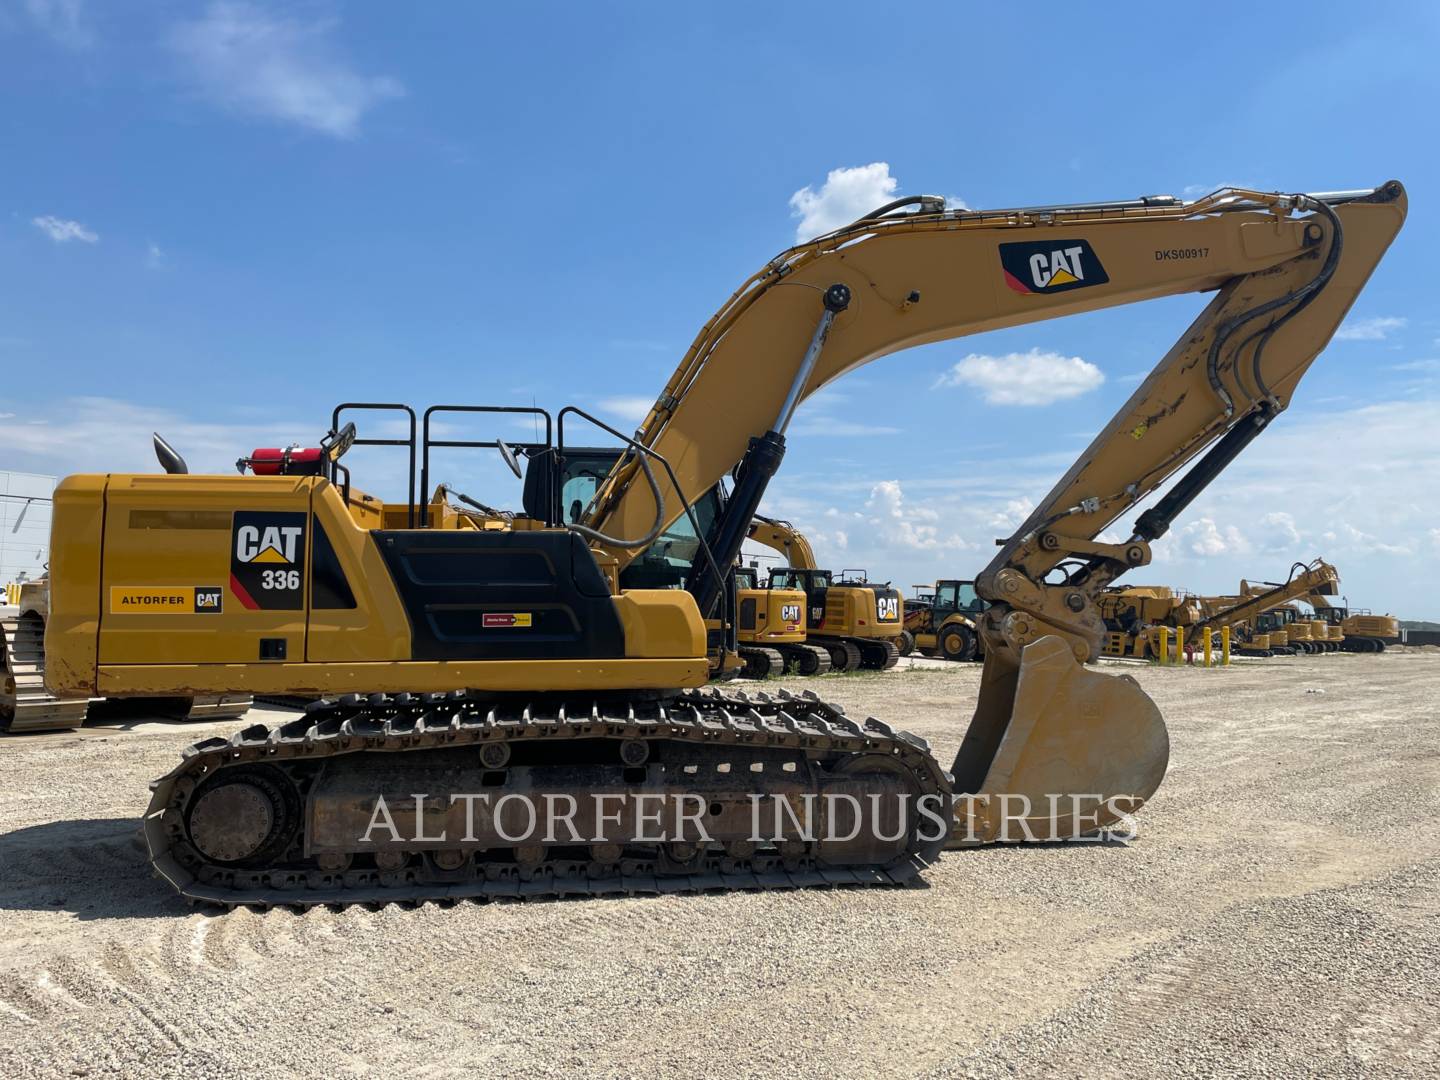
(745, 515, 903, 670)
(1193, 559, 1340, 656)
(2, 577, 92, 732)
(42, 180, 1405, 907)
(1238, 568, 1345, 654)
(731, 564, 831, 677)
(1304, 591, 1400, 652)
(1101, 559, 1340, 659)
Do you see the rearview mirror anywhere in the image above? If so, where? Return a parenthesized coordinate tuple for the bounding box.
(497, 439, 522, 480)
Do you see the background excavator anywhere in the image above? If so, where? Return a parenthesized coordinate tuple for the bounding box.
(745, 515, 903, 670)
(1097, 559, 1340, 659)
(1237, 568, 1344, 654)
(41, 180, 1405, 907)
(1304, 591, 1401, 652)
(1192, 559, 1340, 657)
(729, 565, 831, 678)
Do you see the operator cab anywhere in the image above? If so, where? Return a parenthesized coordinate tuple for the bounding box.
(934, 579, 985, 617)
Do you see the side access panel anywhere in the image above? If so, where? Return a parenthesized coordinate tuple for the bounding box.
(98, 476, 316, 667)
(372, 529, 626, 660)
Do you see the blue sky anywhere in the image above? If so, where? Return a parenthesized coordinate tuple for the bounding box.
(3, 1, 1438, 617)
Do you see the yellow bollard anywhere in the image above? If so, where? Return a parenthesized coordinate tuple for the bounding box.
(1157, 627, 1170, 665)
(1203, 630, 1213, 668)
(1221, 626, 1231, 666)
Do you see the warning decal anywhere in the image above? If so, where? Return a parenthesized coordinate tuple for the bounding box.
(481, 613, 533, 628)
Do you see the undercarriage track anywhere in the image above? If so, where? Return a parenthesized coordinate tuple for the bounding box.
(1, 613, 90, 733)
(145, 687, 950, 909)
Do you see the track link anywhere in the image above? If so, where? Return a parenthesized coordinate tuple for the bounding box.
(815, 638, 864, 672)
(858, 639, 900, 671)
(145, 687, 950, 909)
(775, 643, 832, 676)
(737, 647, 784, 679)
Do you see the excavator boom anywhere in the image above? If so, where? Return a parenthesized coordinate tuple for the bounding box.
(585, 181, 1405, 841)
(1193, 559, 1340, 639)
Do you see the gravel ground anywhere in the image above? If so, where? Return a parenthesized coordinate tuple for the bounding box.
(1, 651, 1436, 1079)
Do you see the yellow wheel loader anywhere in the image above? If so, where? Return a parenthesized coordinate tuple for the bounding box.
(41, 180, 1405, 907)
(746, 516, 903, 671)
(901, 579, 988, 661)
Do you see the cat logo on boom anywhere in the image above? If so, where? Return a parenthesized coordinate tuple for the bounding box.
(230, 511, 308, 611)
(1000, 238, 1110, 295)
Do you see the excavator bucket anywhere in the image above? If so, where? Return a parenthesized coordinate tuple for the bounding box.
(947, 636, 1169, 846)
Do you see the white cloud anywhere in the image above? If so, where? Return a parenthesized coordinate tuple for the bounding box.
(31, 215, 97, 243)
(759, 395, 1440, 617)
(23, 0, 92, 49)
(787, 163, 966, 244)
(789, 163, 898, 243)
(1335, 315, 1407, 341)
(987, 498, 1035, 532)
(935, 348, 1104, 406)
(1257, 510, 1301, 550)
(3, 397, 309, 478)
(1177, 517, 1251, 558)
(788, 385, 901, 437)
(166, 2, 404, 139)
(146, 242, 165, 269)
(596, 396, 655, 424)
(861, 480, 971, 552)
(1319, 519, 1413, 559)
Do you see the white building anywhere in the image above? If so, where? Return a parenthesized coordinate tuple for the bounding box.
(0, 470, 55, 584)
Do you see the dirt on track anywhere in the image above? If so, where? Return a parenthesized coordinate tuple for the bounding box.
(1, 652, 1437, 1079)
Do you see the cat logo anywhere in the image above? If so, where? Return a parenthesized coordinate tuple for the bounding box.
(235, 523, 304, 564)
(876, 596, 900, 621)
(230, 511, 308, 612)
(1000, 238, 1109, 295)
(780, 603, 802, 624)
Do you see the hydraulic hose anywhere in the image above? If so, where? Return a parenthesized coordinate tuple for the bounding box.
(1207, 195, 1344, 414)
